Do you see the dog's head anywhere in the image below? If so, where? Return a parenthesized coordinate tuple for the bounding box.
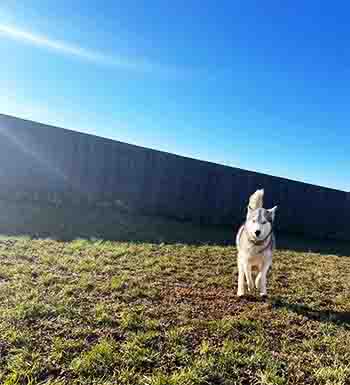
(245, 206, 278, 241)
(245, 189, 278, 242)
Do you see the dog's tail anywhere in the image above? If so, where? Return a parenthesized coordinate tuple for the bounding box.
(248, 189, 264, 210)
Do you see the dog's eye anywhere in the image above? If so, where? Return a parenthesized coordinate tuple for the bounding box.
(261, 221, 267, 225)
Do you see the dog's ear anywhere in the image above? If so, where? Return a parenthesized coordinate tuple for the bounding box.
(266, 206, 278, 222)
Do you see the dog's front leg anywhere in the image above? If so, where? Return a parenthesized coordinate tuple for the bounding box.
(243, 263, 254, 292)
(259, 260, 271, 297)
(237, 260, 245, 297)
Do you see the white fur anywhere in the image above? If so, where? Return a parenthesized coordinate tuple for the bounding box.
(248, 188, 264, 210)
(236, 190, 278, 297)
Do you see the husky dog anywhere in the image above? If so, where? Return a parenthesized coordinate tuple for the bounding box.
(236, 189, 278, 297)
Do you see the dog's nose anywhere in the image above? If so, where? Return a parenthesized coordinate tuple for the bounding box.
(255, 230, 261, 237)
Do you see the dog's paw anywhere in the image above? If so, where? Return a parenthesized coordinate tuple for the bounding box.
(237, 294, 249, 302)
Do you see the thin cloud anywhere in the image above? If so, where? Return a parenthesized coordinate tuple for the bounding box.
(0, 23, 179, 75)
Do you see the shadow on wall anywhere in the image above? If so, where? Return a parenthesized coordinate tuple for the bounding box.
(0, 113, 349, 245)
(276, 233, 350, 257)
(0, 200, 349, 257)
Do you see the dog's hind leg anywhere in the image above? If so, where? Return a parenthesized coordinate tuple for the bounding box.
(255, 272, 262, 290)
(255, 262, 265, 290)
(243, 264, 254, 292)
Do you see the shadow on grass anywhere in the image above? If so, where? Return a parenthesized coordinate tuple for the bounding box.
(272, 298, 350, 326)
(0, 200, 349, 257)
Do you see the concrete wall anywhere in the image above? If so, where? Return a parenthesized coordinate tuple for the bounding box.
(0, 113, 348, 240)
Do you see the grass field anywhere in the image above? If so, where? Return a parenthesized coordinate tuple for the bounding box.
(0, 234, 349, 385)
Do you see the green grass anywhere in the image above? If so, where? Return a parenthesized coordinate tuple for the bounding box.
(0, 236, 349, 384)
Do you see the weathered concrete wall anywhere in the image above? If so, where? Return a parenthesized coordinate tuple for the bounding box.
(0, 113, 348, 240)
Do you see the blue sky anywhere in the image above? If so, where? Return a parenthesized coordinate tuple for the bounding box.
(0, 1, 349, 191)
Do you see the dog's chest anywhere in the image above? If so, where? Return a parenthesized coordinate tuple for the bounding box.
(243, 249, 267, 266)
(238, 238, 273, 266)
